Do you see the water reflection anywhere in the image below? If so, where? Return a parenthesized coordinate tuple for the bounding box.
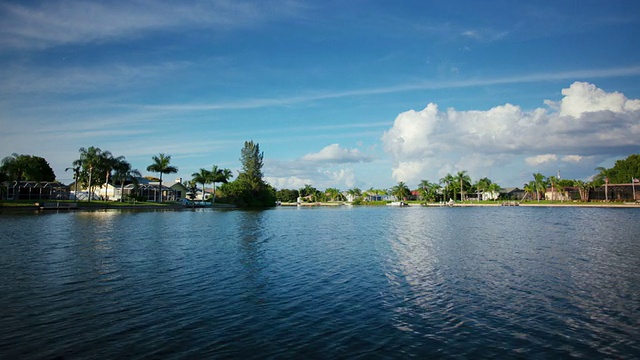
(1, 207, 639, 358)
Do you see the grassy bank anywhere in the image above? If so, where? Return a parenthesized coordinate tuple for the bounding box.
(0, 199, 180, 209)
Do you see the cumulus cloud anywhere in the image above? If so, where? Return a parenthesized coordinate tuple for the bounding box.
(382, 82, 640, 184)
(561, 155, 583, 162)
(555, 82, 640, 118)
(265, 144, 373, 190)
(301, 144, 373, 163)
(525, 154, 558, 166)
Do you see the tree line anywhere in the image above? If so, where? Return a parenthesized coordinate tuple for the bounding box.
(0, 140, 276, 207)
(275, 154, 640, 204)
(3, 151, 639, 205)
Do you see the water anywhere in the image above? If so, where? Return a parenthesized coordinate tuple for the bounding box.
(0, 206, 639, 359)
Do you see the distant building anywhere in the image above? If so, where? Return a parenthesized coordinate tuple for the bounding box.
(500, 187, 525, 200)
(2, 181, 69, 201)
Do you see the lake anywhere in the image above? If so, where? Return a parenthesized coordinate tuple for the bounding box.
(1, 206, 639, 359)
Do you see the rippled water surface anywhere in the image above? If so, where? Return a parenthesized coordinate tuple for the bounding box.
(1, 206, 639, 359)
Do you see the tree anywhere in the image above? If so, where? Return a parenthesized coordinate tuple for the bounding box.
(325, 188, 344, 202)
(101, 153, 122, 201)
(486, 182, 502, 200)
(345, 187, 362, 203)
(474, 177, 492, 200)
(65, 164, 81, 199)
(211, 165, 233, 203)
(595, 154, 640, 184)
(239, 141, 265, 192)
(547, 174, 558, 201)
(532, 173, 547, 202)
(186, 180, 199, 201)
(192, 168, 211, 201)
(573, 180, 593, 202)
(418, 180, 439, 202)
(275, 188, 299, 203)
(391, 181, 411, 201)
(439, 173, 454, 201)
(113, 158, 141, 202)
(523, 181, 536, 201)
(146, 153, 178, 202)
(74, 146, 108, 202)
(226, 141, 276, 207)
(1, 153, 56, 182)
(454, 170, 472, 202)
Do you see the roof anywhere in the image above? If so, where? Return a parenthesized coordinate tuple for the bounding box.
(3, 180, 68, 189)
(500, 187, 523, 194)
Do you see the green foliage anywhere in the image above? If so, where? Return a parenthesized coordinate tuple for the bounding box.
(325, 187, 344, 201)
(391, 181, 411, 200)
(1, 153, 56, 182)
(224, 141, 276, 208)
(276, 188, 299, 202)
(600, 154, 640, 184)
(147, 153, 178, 202)
(239, 141, 265, 192)
(220, 179, 276, 208)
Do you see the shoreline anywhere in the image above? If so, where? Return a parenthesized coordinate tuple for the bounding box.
(1, 201, 639, 212)
(279, 201, 640, 208)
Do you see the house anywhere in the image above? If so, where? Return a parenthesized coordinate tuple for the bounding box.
(72, 177, 179, 202)
(2, 181, 69, 201)
(500, 187, 525, 200)
(170, 180, 190, 200)
(544, 187, 572, 201)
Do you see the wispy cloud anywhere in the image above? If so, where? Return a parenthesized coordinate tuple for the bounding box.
(129, 65, 640, 111)
(0, 0, 306, 50)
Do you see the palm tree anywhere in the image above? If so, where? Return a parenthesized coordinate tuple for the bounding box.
(523, 181, 536, 201)
(418, 180, 439, 203)
(75, 146, 106, 202)
(101, 152, 121, 201)
(594, 166, 611, 201)
(573, 180, 593, 202)
(532, 173, 547, 202)
(547, 174, 558, 201)
(192, 168, 211, 201)
(391, 181, 411, 201)
(146, 153, 178, 202)
(346, 187, 362, 202)
(210, 166, 233, 203)
(440, 173, 454, 202)
(325, 188, 343, 202)
(113, 158, 141, 202)
(486, 182, 502, 200)
(474, 177, 491, 200)
(454, 170, 472, 202)
(65, 164, 81, 200)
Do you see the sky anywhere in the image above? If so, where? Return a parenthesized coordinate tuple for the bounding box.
(1, 0, 640, 191)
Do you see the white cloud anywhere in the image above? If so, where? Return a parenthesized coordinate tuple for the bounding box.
(382, 82, 640, 185)
(301, 144, 373, 163)
(265, 175, 312, 190)
(525, 154, 558, 166)
(561, 155, 583, 162)
(264, 144, 373, 189)
(323, 168, 356, 188)
(0, 1, 304, 49)
(556, 82, 640, 118)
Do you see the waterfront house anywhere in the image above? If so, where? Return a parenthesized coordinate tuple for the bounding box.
(2, 180, 69, 201)
(500, 187, 525, 200)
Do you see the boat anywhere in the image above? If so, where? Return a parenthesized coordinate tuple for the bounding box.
(387, 201, 407, 207)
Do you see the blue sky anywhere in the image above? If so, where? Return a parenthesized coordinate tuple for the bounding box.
(2, 0, 640, 190)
